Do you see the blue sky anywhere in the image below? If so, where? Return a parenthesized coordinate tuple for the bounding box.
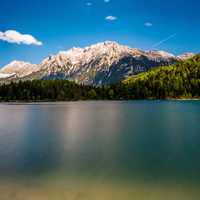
(0, 0, 199, 67)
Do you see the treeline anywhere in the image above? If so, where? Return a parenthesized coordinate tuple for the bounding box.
(0, 55, 199, 101)
(0, 80, 119, 101)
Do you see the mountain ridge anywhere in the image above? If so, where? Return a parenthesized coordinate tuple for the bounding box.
(0, 41, 195, 85)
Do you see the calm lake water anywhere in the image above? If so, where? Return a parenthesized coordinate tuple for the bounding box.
(0, 101, 200, 200)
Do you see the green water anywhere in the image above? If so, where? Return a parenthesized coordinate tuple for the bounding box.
(0, 101, 200, 200)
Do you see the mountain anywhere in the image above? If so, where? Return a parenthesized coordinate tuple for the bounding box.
(0, 61, 38, 79)
(0, 41, 195, 85)
(123, 54, 200, 99)
(177, 52, 195, 60)
(0, 73, 16, 79)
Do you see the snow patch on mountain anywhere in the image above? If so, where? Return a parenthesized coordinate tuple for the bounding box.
(0, 73, 16, 79)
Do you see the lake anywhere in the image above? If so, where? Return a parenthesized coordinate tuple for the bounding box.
(0, 101, 200, 200)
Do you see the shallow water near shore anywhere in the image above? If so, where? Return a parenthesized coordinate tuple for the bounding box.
(0, 101, 200, 200)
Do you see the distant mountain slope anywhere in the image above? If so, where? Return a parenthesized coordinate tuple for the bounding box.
(123, 55, 200, 99)
(0, 61, 38, 78)
(0, 41, 195, 85)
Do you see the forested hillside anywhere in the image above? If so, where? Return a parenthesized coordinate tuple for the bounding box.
(123, 55, 200, 99)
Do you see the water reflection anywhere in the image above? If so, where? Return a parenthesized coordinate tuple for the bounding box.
(0, 101, 199, 182)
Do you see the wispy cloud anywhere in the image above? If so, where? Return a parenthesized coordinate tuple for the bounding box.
(105, 16, 117, 21)
(152, 33, 177, 48)
(0, 30, 42, 46)
(144, 22, 153, 27)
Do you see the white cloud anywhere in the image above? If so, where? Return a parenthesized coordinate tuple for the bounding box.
(0, 30, 43, 46)
(105, 16, 117, 21)
(86, 2, 92, 6)
(144, 22, 153, 27)
(104, 0, 110, 3)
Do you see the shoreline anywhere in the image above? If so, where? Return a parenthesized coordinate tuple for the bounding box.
(0, 98, 200, 104)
